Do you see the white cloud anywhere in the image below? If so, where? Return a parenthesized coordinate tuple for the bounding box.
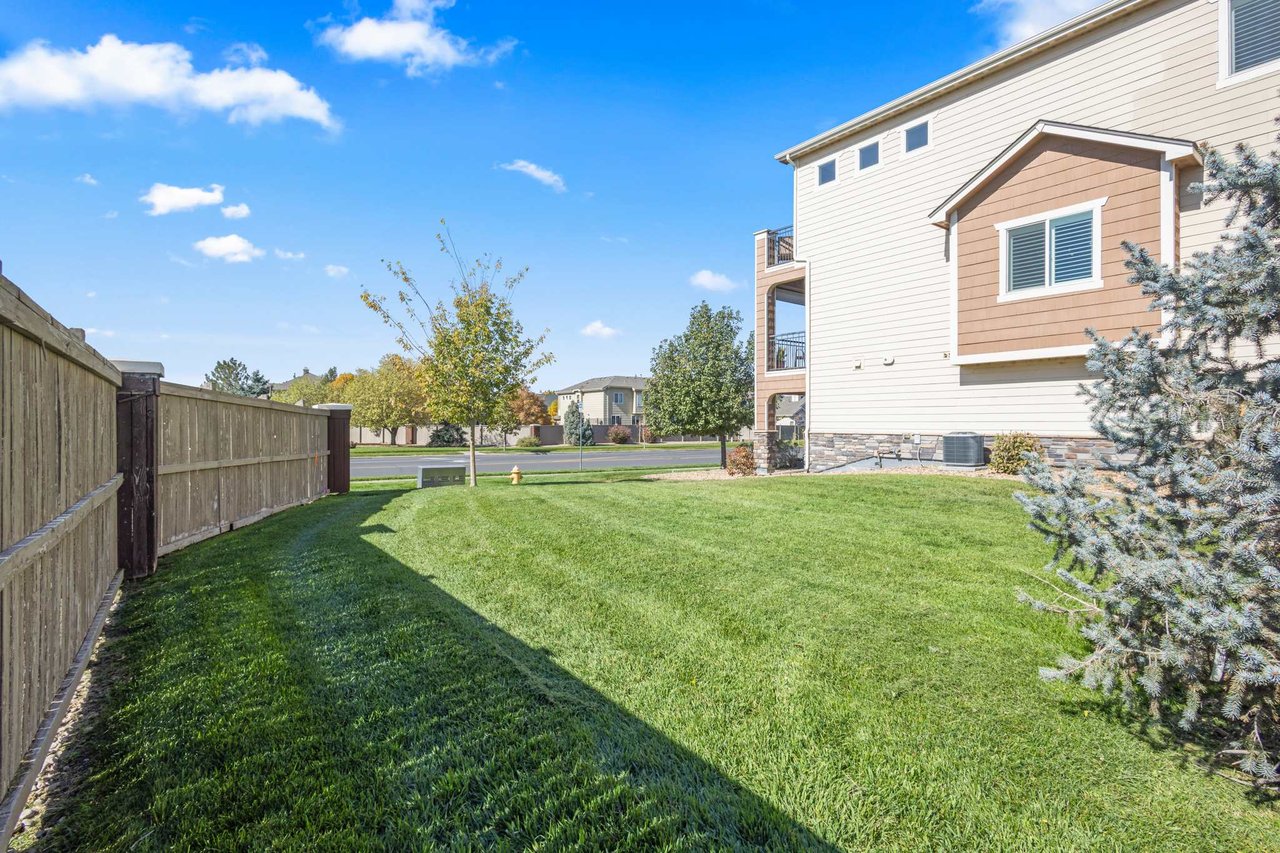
(318, 0, 516, 77)
(498, 159, 566, 193)
(324, 264, 349, 278)
(689, 269, 739, 292)
(193, 234, 265, 263)
(140, 182, 224, 215)
(580, 320, 619, 339)
(85, 290, 97, 298)
(275, 248, 305, 260)
(84, 327, 116, 338)
(600, 235, 629, 244)
(973, 0, 1101, 46)
(75, 172, 98, 186)
(224, 42, 268, 68)
(221, 202, 251, 219)
(103, 210, 118, 219)
(0, 35, 338, 130)
(168, 252, 196, 268)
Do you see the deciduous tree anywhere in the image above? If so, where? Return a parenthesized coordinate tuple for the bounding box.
(361, 225, 553, 484)
(510, 387, 551, 425)
(646, 302, 753, 467)
(344, 355, 428, 445)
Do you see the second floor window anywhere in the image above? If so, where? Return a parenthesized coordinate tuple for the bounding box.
(612, 391, 624, 406)
(1230, 0, 1280, 75)
(904, 120, 930, 153)
(634, 392, 643, 409)
(817, 160, 836, 185)
(858, 141, 880, 170)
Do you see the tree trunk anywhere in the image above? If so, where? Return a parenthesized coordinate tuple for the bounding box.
(468, 423, 478, 487)
(720, 434, 728, 468)
(389, 425, 399, 446)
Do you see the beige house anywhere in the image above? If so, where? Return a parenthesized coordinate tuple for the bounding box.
(754, 0, 1280, 472)
(556, 376, 647, 426)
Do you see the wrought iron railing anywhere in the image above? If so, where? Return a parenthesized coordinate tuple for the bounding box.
(768, 331, 805, 371)
(766, 226, 794, 266)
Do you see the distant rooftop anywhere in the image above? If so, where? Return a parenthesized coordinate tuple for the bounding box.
(556, 375, 648, 394)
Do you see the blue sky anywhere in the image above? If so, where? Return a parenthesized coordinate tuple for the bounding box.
(0, 0, 1096, 389)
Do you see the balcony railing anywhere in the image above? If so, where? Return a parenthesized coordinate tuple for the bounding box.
(768, 331, 805, 371)
(766, 226, 794, 267)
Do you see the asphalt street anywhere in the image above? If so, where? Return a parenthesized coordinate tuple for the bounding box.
(351, 447, 722, 477)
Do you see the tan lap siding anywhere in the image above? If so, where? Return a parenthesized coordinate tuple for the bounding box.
(956, 136, 1163, 357)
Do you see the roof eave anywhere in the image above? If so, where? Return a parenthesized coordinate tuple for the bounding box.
(775, 0, 1157, 164)
(927, 121, 1202, 227)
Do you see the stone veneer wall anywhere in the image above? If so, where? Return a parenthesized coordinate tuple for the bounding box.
(807, 432, 1127, 471)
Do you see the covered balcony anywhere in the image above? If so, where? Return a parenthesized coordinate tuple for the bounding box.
(763, 278, 805, 374)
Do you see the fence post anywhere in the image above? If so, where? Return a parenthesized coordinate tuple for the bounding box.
(114, 361, 163, 579)
(315, 404, 352, 494)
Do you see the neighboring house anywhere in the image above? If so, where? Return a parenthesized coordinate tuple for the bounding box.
(555, 376, 648, 426)
(270, 368, 319, 394)
(754, 0, 1280, 473)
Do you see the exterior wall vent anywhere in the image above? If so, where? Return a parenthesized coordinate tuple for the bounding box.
(943, 432, 985, 467)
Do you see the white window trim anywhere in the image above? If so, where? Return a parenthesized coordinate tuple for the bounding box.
(815, 157, 839, 188)
(1219, 0, 1280, 87)
(856, 138, 883, 174)
(899, 114, 935, 159)
(994, 196, 1108, 304)
(612, 391, 624, 406)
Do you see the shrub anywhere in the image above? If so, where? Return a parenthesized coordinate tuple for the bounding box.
(726, 445, 755, 477)
(639, 426, 655, 444)
(427, 423, 467, 448)
(989, 432, 1043, 475)
(515, 436, 541, 448)
(607, 426, 630, 444)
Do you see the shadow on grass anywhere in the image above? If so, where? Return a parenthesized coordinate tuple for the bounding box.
(1057, 691, 1280, 805)
(30, 485, 833, 850)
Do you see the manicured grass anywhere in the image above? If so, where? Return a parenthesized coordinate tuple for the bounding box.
(27, 473, 1279, 850)
(350, 441, 724, 456)
(353, 463, 719, 482)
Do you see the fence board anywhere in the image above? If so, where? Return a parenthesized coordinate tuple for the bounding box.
(0, 275, 120, 846)
(155, 382, 329, 555)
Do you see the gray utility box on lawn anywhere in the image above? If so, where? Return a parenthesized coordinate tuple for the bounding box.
(418, 465, 467, 488)
(942, 432, 986, 467)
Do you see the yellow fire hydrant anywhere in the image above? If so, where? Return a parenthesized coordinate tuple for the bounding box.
(510, 465, 523, 485)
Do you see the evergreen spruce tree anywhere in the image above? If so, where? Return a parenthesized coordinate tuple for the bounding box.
(561, 400, 594, 446)
(1018, 132, 1280, 787)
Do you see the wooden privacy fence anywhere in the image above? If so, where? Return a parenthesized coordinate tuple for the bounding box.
(0, 275, 122, 843)
(0, 279, 351, 845)
(157, 382, 332, 553)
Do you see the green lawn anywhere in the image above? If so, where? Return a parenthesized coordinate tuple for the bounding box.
(24, 473, 1279, 850)
(350, 441, 724, 456)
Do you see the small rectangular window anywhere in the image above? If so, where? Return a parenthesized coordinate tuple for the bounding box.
(904, 121, 929, 153)
(1007, 223, 1047, 291)
(858, 142, 880, 170)
(1232, 0, 1280, 74)
(612, 391, 624, 405)
(817, 160, 836, 185)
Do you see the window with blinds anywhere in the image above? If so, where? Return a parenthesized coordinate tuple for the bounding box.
(1232, 0, 1280, 75)
(1004, 210, 1096, 293)
(1007, 224, 1046, 291)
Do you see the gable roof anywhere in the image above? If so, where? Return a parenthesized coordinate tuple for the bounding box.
(775, 0, 1161, 164)
(928, 120, 1201, 227)
(556, 375, 648, 394)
